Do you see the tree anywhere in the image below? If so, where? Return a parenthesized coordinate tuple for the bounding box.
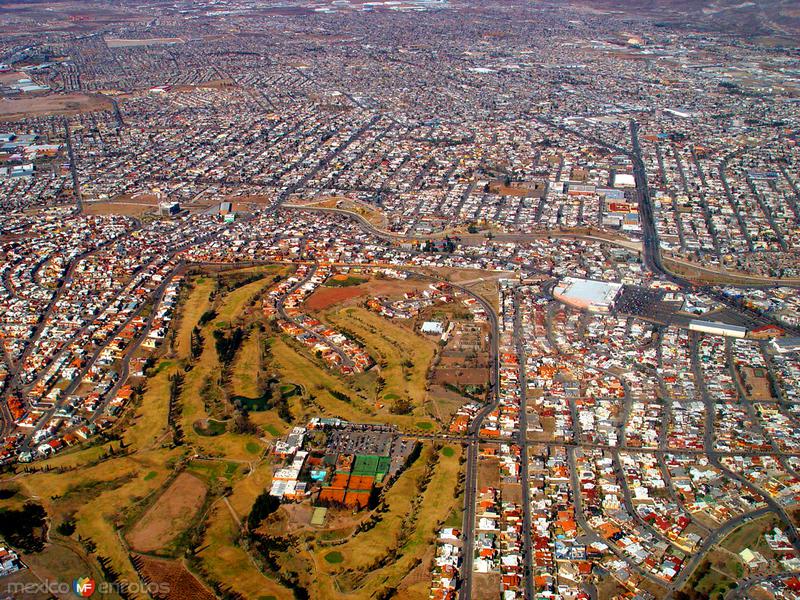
(190, 326, 204, 360)
(247, 492, 281, 530)
(0, 502, 47, 552)
(56, 517, 77, 537)
(389, 398, 413, 415)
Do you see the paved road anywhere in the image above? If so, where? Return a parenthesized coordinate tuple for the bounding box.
(6, 148, 799, 600)
(690, 330, 800, 560)
(669, 507, 772, 595)
(17, 259, 187, 454)
(454, 277, 501, 600)
(85, 266, 184, 428)
(63, 117, 82, 213)
(567, 446, 672, 591)
(513, 289, 535, 600)
(7, 222, 238, 453)
(724, 571, 800, 600)
(273, 263, 357, 369)
(629, 121, 800, 336)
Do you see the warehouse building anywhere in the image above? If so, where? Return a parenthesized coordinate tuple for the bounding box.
(688, 319, 747, 339)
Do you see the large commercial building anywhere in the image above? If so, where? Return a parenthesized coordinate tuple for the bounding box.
(553, 277, 623, 313)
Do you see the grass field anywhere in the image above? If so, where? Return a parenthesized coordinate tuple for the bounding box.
(231, 325, 264, 399)
(175, 277, 215, 358)
(191, 463, 291, 598)
(269, 334, 435, 430)
(321, 306, 436, 414)
(17, 538, 105, 596)
(269, 334, 373, 422)
(325, 274, 368, 287)
(177, 272, 282, 459)
(197, 501, 292, 599)
(16, 453, 177, 592)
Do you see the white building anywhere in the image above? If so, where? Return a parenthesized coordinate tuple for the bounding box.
(688, 319, 747, 339)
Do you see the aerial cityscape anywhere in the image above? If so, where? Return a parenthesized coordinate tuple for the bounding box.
(0, 0, 799, 599)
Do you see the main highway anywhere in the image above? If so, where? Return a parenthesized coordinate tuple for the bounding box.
(629, 119, 800, 336)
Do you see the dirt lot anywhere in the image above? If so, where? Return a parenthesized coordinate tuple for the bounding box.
(82, 200, 156, 217)
(304, 276, 427, 311)
(431, 367, 489, 386)
(104, 37, 184, 48)
(172, 79, 236, 93)
(477, 454, 501, 489)
(127, 472, 207, 553)
(429, 384, 468, 423)
(741, 367, 773, 401)
(501, 482, 523, 505)
(305, 284, 366, 310)
(473, 572, 501, 599)
(134, 555, 215, 600)
(82, 192, 168, 216)
(0, 93, 111, 119)
(0, 71, 26, 85)
(277, 502, 314, 534)
(0, 568, 51, 600)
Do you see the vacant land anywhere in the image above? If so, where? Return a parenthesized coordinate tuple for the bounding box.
(127, 472, 208, 554)
(304, 274, 426, 310)
(104, 36, 185, 48)
(0, 70, 27, 85)
(292, 196, 390, 230)
(11, 538, 103, 598)
(82, 192, 162, 216)
(82, 200, 156, 216)
(474, 573, 503, 600)
(477, 452, 501, 489)
(0, 93, 111, 119)
(134, 554, 215, 600)
(429, 384, 466, 423)
(305, 284, 365, 310)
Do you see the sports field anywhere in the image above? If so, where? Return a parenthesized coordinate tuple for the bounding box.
(253, 443, 463, 599)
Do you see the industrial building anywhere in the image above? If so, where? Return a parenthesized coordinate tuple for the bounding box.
(688, 319, 747, 339)
(158, 201, 180, 216)
(771, 337, 800, 354)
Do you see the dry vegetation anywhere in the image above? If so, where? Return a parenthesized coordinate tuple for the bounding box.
(0, 93, 112, 119)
